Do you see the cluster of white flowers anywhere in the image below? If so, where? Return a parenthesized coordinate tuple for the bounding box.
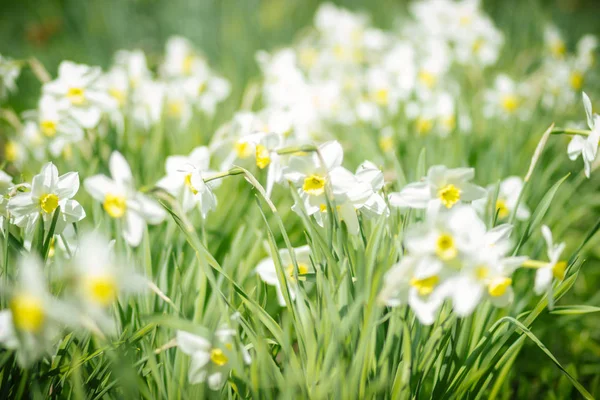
(3, 36, 230, 165)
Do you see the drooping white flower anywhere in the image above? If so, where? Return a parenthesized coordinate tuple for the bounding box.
(255, 245, 312, 306)
(8, 162, 86, 238)
(84, 151, 166, 247)
(388, 165, 486, 211)
(355, 161, 389, 218)
(43, 61, 115, 128)
(568, 92, 600, 178)
(156, 147, 220, 217)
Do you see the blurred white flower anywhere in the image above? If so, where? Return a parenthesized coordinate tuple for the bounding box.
(177, 325, 250, 389)
(533, 225, 566, 296)
(483, 75, 528, 119)
(568, 92, 600, 178)
(256, 245, 312, 306)
(473, 176, 530, 220)
(8, 162, 86, 238)
(0, 54, 21, 100)
(0, 255, 73, 367)
(43, 61, 115, 128)
(156, 147, 220, 217)
(84, 151, 166, 247)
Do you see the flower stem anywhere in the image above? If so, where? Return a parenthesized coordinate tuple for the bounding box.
(551, 128, 592, 136)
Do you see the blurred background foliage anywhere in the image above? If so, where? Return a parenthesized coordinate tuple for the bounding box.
(1, 0, 600, 396)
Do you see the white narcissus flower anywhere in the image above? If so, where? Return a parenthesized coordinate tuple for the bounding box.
(355, 161, 389, 218)
(43, 61, 115, 128)
(71, 231, 146, 331)
(378, 255, 447, 325)
(283, 141, 371, 234)
(156, 147, 220, 217)
(568, 92, 600, 178)
(239, 131, 284, 197)
(84, 151, 166, 247)
(177, 326, 250, 390)
(473, 176, 530, 221)
(8, 162, 86, 238)
(534, 225, 566, 296)
(25, 95, 84, 156)
(388, 165, 486, 211)
(255, 245, 312, 306)
(0, 255, 73, 367)
(162, 36, 205, 78)
(483, 75, 528, 119)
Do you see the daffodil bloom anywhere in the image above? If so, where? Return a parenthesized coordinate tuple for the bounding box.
(532, 225, 566, 296)
(255, 245, 312, 306)
(0, 255, 73, 367)
(388, 165, 486, 211)
(473, 176, 530, 220)
(8, 162, 86, 238)
(71, 231, 146, 332)
(0, 54, 21, 100)
(283, 141, 372, 234)
(23, 95, 84, 156)
(354, 161, 389, 218)
(43, 61, 115, 128)
(161, 36, 206, 78)
(156, 146, 220, 217)
(568, 92, 600, 178)
(378, 255, 448, 325)
(177, 326, 250, 389)
(237, 131, 284, 197)
(84, 151, 166, 247)
(483, 74, 528, 119)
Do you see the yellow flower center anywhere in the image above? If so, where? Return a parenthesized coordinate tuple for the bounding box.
(235, 141, 252, 159)
(286, 263, 309, 283)
(197, 81, 207, 95)
(184, 173, 199, 195)
(475, 266, 489, 280)
(379, 136, 394, 153)
(501, 94, 519, 113)
(85, 274, 118, 306)
(210, 348, 228, 366)
(459, 15, 472, 26)
(495, 199, 510, 219)
(167, 101, 183, 117)
(109, 88, 126, 106)
(441, 115, 456, 131)
(299, 47, 318, 69)
(182, 54, 195, 75)
(435, 233, 457, 261)
(570, 72, 584, 91)
(487, 277, 512, 297)
(416, 118, 433, 135)
(10, 293, 45, 333)
(438, 184, 461, 208)
(5, 141, 18, 162)
(67, 87, 86, 105)
(255, 145, 271, 169)
(303, 174, 326, 196)
(103, 194, 127, 218)
(550, 41, 566, 58)
(40, 193, 59, 214)
(40, 120, 57, 138)
(418, 71, 436, 89)
(552, 261, 567, 280)
(409, 275, 439, 296)
(373, 88, 389, 106)
(472, 38, 485, 54)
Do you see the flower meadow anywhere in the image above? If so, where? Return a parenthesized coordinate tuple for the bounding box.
(1, 0, 600, 398)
